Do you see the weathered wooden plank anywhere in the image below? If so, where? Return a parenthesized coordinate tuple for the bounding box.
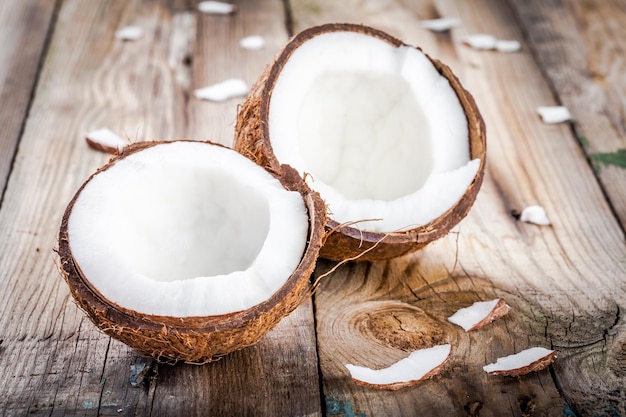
(510, 0, 626, 230)
(187, 0, 292, 145)
(0, 0, 321, 416)
(290, 0, 626, 415)
(148, 1, 323, 416)
(0, 0, 56, 200)
(148, 301, 320, 417)
(0, 1, 183, 414)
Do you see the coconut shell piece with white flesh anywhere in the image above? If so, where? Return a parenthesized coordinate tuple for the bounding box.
(483, 347, 557, 377)
(58, 141, 326, 364)
(345, 344, 451, 390)
(447, 298, 510, 332)
(235, 23, 486, 261)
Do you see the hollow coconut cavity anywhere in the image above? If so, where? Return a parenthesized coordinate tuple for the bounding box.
(236, 23, 486, 261)
(58, 141, 325, 363)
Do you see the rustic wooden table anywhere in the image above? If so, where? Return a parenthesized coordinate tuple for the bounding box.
(1, 0, 625, 416)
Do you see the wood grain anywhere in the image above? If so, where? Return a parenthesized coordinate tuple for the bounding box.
(2, 0, 626, 415)
(0, 0, 321, 416)
(510, 0, 626, 230)
(0, 0, 56, 200)
(290, 0, 626, 415)
(187, 0, 290, 145)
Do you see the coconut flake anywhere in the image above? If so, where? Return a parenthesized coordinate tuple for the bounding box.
(536, 106, 572, 124)
(115, 26, 144, 41)
(495, 39, 521, 53)
(419, 17, 461, 32)
(520, 205, 551, 226)
(483, 347, 556, 376)
(462, 35, 521, 52)
(85, 129, 128, 154)
(193, 79, 249, 102)
(448, 298, 510, 332)
(197, 1, 237, 15)
(345, 344, 451, 390)
(462, 34, 497, 50)
(240, 35, 265, 50)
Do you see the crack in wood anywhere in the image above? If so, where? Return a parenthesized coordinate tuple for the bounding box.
(95, 338, 111, 417)
(281, 0, 294, 37)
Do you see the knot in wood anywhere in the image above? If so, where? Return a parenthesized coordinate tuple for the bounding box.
(356, 301, 446, 351)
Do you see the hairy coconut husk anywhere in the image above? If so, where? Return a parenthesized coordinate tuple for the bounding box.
(235, 23, 486, 262)
(58, 141, 326, 364)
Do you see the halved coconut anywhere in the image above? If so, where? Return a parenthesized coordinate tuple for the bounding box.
(58, 141, 325, 363)
(235, 23, 486, 261)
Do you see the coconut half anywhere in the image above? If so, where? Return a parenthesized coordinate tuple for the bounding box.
(235, 23, 486, 261)
(58, 141, 325, 363)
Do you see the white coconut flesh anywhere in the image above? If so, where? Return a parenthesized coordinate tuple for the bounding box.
(448, 298, 504, 331)
(483, 347, 555, 374)
(345, 344, 451, 386)
(269, 32, 480, 232)
(67, 142, 309, 317)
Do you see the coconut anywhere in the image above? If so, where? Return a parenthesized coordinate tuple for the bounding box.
(235, 23, 486, 261)
(447, 298, 510, 332)
(483, 347, 557, 376)
(345, 344, 451, 390)
(58, 141, 325, 363)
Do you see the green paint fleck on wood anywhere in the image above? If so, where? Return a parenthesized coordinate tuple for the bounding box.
(577, 136, 590, 148)
(82, 401, 96, 409)
(591, 149, 626, 170)
(326, 398, 366, 417)
(563, 405, 578, 416)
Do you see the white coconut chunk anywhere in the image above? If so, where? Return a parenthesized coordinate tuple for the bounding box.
(85, 129, 128, 153)
(115, 26, 144, 41)
(346, 344, 451, 389)
(67, 141, 309, 317)
(462, 35, 521, 52)
(536, 106, 572, 124)
(419, 17, 461, 32)
(448, 298, 510, 331)
(484, 347, 556, 376)
(462, 34, 497, 50)
(495, 39, 521, 53)
(268, 32, 478, 233)
(197, 1, 237, 15)
(194, 79, 249, 102)
(240, 35, 265, 50)
(520, 205, 551, 225)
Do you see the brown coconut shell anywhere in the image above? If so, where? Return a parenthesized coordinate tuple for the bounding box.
(58, 141, 326, 364)
(235, 23, 486, 262)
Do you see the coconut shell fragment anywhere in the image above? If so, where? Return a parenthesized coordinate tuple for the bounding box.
(235, 23, 486, 261)
(448, 298, 510, 332)
(85, 128, 128, 154)
(345, 344, 451, 390)
(58, 141, 326, 364)
(483, 347, 557, 376)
